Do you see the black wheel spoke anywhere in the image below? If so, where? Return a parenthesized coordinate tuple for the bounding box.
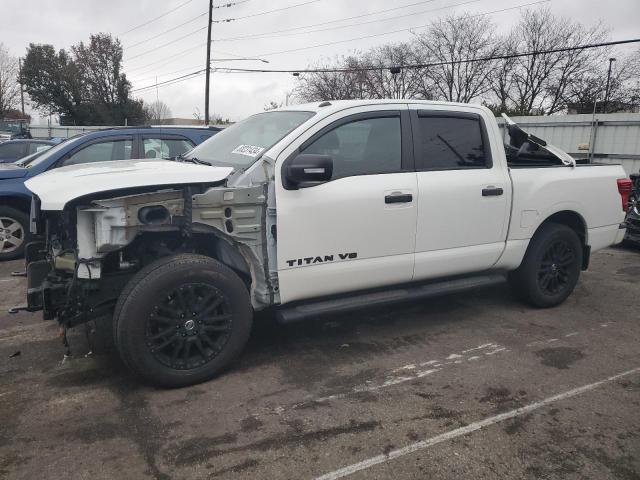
(170, 339, 184, 362)
(182, 339, 192, 361)
(155, 334, 178, 350)
(202, 314, 232, 324)
(194, 337, 208, 359)
(149, 326, 176, 341)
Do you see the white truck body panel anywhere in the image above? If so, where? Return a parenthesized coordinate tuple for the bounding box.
(25, 159, 233, 210)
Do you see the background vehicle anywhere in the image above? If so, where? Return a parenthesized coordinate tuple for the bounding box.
(0, 119, 30, 141)
(623, 170, 640, 246)
(0, 139, 56, 163)
(0, 125, 220, 260)
(21, 101, 629, 387)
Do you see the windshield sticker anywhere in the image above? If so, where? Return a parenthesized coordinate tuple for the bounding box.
(231, 145, 265, 157)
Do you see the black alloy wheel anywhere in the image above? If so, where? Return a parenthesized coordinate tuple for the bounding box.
(147, 283, 232, 370)
(537, 240, 575, 296)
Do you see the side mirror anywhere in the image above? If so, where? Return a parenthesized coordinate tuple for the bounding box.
(283, 153, 333, 189)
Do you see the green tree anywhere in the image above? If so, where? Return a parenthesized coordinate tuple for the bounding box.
(21, 33, 145, 125)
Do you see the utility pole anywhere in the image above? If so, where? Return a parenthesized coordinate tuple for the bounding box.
(603, 57, 616, 114)
(204, 0, 213, 124)
(18, 58, 25, 116)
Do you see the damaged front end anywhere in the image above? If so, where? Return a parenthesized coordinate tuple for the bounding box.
(23, 180, 275, 329)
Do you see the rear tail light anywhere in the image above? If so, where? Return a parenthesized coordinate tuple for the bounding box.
(617, 178, 633, 212)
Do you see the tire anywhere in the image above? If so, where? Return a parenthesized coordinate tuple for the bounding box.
(114, 254, 253, 388)
(0, 206, 29, 261)
(508, 223, 583, 308)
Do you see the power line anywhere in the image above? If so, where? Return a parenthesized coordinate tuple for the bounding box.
(213, 0, 321, 23)
(217, 0, 484, 42)
(132, 69, 207, 93)
(129, 37, 640, 93)
(123, 1, 252, 50)
(124, 12, 208, 50)
(217, 38, 640, 73)
(215, 0, 444, 42)
(119, 0, 194, 36)
(129, 64, 203, 84)
(251, 0, 550, 57)
(125, 26, 208, 61)
(125, 43, 206, 73)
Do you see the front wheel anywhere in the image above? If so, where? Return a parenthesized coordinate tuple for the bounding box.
(114, 254, 253, 388)
(509, 223, 583, 308)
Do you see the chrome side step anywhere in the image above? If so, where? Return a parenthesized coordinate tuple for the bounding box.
(276, 273, 506, 324)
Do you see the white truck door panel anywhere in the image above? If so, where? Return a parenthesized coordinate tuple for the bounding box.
(275, 106, 417, 304)
(409, 106, 511, 280)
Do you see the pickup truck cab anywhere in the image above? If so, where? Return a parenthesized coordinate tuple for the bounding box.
(21, 100, 630, 387)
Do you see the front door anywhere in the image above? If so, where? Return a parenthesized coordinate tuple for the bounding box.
(275, 105, 417, 304)
(409, 106, 511, 281)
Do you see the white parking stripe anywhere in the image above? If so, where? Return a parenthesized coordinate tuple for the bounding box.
(314, 367, 640, 480)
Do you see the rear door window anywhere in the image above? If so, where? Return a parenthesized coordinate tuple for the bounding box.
(414, 113, 490, 170)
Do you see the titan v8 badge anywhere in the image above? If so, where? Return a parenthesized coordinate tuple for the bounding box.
(286, 252, 357, 267)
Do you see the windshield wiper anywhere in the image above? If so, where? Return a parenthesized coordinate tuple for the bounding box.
(173, 154, 212, 166)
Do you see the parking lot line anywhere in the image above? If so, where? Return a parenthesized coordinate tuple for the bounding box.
(314, 366, 640, 480)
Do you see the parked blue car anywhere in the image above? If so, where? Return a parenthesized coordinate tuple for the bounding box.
(0, 126, 220, 260)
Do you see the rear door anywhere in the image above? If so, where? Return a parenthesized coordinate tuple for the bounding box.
(410, 106, 511, 281)
(275, 105, 417, 304)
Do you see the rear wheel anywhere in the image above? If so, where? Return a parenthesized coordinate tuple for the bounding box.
(509, 223, 582, 308)
(114, 254, 253, 387)
(0, 206, 29, 261)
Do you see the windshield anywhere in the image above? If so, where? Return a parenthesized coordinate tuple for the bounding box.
(185, 110, 315, 168)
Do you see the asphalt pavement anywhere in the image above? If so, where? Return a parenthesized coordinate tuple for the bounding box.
(0, 246, 639, 479)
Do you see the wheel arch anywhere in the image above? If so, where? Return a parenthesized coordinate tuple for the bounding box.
(531, 210, 589, 270)
(2, 195, 31, 214)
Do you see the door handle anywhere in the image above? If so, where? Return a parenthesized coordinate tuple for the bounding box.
(482, 186, 504, 197)
(385, 193, 413, 204)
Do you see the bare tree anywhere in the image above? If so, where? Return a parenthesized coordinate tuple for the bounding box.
(146, 100, 172, 124)
(564, 48, 640, 113)
(264, 100, 282, 111)
(0, 43, 20, 116)
(413, 14, 500, 103)
(360, 43, 423, 99)
(504, 8, 608, 115)
(293, 55, 368, 102)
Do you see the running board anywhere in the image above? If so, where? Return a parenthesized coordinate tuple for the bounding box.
(276, 273, 506, 324)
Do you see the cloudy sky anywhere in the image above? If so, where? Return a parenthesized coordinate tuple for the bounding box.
(3, 0, 639, 124)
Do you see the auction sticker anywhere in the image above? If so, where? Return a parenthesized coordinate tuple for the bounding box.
(231, 145, 265, 157)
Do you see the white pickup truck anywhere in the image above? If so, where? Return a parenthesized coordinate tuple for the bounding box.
(19, 100, 631, 387)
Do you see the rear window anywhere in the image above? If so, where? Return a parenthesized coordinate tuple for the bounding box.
(415, 114, 489, 170)
(0, 142, 25, 158)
